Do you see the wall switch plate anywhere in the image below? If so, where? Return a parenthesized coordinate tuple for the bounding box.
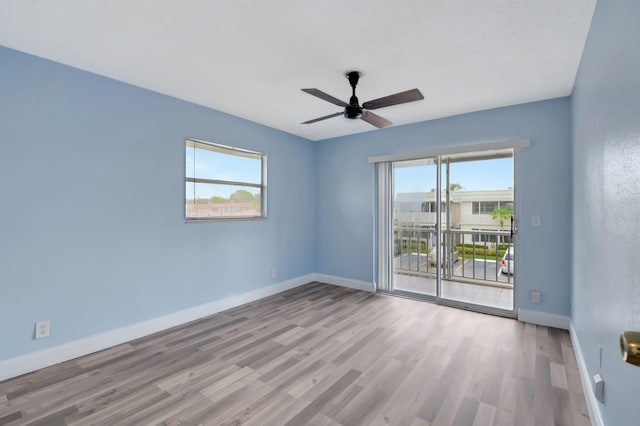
(271, 269, 277, 279)
(530, 290, 541, 304)
(531, 215, 541, 227)
(35, 320, 50, 339)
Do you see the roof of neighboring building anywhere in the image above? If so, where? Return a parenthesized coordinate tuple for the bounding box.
(396, 189, 513, 202)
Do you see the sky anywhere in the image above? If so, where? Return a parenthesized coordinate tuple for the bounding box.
(186, 145, 262, 199)
(394, 157, 513, 193)
(186, 145, 513, 200)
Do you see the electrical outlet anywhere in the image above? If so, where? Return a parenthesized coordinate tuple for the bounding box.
(271, 268, 277, 279)
(530, 291, 541, 304)
(35, 320, 50, 339)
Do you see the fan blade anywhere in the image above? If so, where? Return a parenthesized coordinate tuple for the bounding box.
(361, 111, 392, 128)
(301, 111, 344, 124)
(362, 88, 424, 110)
(301, 89, 349, 107)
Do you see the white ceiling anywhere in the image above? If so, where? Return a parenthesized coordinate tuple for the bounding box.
(0, 0, 597, 141)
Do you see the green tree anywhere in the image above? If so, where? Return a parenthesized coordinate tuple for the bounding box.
(491, 208, 513, 230)
(209, 196, 229, 203)
(229, 189, 256, 203)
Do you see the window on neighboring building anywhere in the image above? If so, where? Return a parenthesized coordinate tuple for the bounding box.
(472, 228, 494, 243)
(472, 201, 497, 214)
(185, 139, 266, 221)
(472, 228, 513, 244)
(499, 201, 513, 210)
(421, 201, 447, 213)
(472, 200, 513, 214)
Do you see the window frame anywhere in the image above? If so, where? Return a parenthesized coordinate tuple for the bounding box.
(185, 138, 267, 222)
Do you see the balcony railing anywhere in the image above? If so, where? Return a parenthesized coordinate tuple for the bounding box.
(394, 224, 514, 286)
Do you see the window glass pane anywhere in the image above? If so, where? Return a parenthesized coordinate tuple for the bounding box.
(186, 145, 195, 178)
(192, 146, 261, 184)
(420, 201, 447, 213)
(185, 139, 265, 220)
(186, 180, 195, 210)
(501, 201, 514, 210)
(186, 182, 262, 218)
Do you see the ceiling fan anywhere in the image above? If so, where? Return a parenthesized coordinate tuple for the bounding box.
(301, 71, 424, 128)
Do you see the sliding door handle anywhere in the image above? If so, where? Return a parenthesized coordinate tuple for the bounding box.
(510, 216, 516, 238)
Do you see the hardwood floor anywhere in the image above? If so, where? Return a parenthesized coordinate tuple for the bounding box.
(0, 283, 590, 425)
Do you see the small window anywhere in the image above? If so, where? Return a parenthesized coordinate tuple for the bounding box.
(472, 228, 495, 243)
(185, 139, 266, 220)
(472, 201, 498, 214)
(500, 201, 513, 210)
(421, 201, 447, 213)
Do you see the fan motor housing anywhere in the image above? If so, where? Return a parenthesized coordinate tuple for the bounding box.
(344, 105, 363, 119)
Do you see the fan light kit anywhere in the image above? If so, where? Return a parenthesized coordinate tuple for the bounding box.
(301, 71, 424, 128)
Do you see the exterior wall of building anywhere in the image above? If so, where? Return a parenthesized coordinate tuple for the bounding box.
(395, 190, 514, 248)
(186, 202, 258, 218)
(395, 189, 513, 232)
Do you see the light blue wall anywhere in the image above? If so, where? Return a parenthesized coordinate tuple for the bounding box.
(0, 37, 589, 380)
(571, 0, 640, 424)
(0, 47, 316, 360)
(316, 98, 573, 317)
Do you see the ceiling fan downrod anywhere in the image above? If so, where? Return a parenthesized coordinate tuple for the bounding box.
(345, 71, 363, 119)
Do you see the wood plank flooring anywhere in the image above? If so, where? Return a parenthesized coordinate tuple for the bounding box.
(0, 282, 590, 425)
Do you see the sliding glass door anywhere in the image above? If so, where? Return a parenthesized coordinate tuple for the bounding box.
(384, 149, 516, 316)
(392, 158, 439, 298)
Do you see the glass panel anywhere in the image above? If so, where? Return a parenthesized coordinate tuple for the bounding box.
(189, 142, 261, 184)
(392, 158, 438, 297)
(185, 139, 266, 220)
(186, 144, 195, 178)
(185, 182, 262, 218)
(387, 149, 516, 315)
(441, 153, 515, 311)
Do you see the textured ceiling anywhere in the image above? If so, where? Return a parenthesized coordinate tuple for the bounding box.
(0, 0, 597, 141)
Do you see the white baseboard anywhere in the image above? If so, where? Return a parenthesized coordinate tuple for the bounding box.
(312, 273, 375, 292)
(569, 322, 604, 426)
(517, 308, 570, 330)
(0, 274, 314, 382)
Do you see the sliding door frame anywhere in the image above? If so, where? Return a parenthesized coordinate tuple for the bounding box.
(374, 140, 527, 318)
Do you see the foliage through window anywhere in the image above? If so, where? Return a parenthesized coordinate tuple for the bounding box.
(185, 139, 266, 220)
